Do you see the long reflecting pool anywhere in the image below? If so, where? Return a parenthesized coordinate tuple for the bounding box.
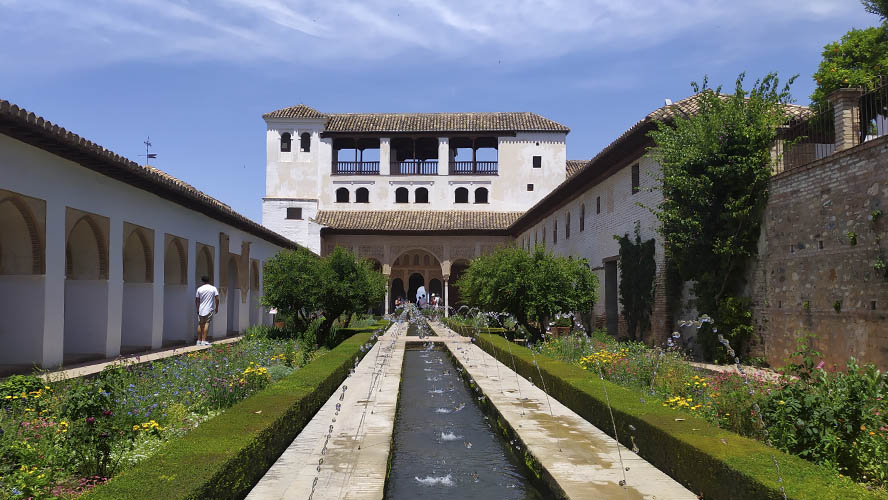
(384, 343, 546, 499)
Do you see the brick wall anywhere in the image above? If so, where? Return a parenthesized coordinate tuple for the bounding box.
(751, 135, 888, 369)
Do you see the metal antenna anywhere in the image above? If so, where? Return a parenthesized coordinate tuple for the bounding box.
(139, 136, 157, 165)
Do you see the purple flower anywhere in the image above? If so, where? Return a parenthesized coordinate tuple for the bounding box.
(86, 417, 96, 424)
(103, 409, 113, 416)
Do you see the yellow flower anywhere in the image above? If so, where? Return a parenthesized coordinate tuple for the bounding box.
(778, 400, 785, 405)
(861, 425, 867, 431)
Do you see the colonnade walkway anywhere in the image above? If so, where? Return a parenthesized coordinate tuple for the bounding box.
(247, 321, 696, 499)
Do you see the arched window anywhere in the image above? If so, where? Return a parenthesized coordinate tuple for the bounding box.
(566, 212, 571, 239)
(300, 132, 311, 152)
(280, 132, 291, 152)
(580, 203, 586, 231)
(395, 187, 409, 203)
(336, 187, 349, 203)
(415, 187, 429, 204)
(454, 187, 468, 204)
(355, 187, 369, 203)
(474, 187, 488, 204)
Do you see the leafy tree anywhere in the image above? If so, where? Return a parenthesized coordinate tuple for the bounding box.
(810, 27, 888, 109)
(648, 73, 795, 361)
(861, 0, 888, 19)
(615, 223, 656, 342)
(262, 247, 385, 346)
(455, 245, 598, 343)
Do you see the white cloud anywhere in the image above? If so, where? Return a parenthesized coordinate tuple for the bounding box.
(0, 0, 874, 76)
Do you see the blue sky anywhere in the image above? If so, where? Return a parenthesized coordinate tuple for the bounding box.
(0, 0, 878, 222)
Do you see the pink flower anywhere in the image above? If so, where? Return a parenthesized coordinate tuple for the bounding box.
(816, 361, 825, 369)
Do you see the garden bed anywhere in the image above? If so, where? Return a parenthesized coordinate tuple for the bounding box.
(477, 333, 884, 500)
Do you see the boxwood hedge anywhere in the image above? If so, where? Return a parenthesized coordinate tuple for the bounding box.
(477, 333, 885, 500)
(82, 325, 387, 500)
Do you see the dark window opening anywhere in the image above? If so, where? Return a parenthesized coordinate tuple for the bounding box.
(596, 196, 601, 214)
(553, 221, 558, 244)
(335, 187, 349, 203)
(355, 187, 369, 203)
(527, 184, 534, 191)
(415, 187, 429, 203)
(280, 132, 292, 152)
(286, 207, 302, 220)
(395, 187, 409, 203)
(532, 155, 542, 168)
(455, 187, 469, 204)
(631, 164, 640, 194)
(474, 187, 488, 204)
(566, 212, 571, 239)
(300, 132, 311, 152)
(580, 204, 585, 231)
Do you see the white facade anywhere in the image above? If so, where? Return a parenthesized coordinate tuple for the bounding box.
(0, 132, 288, 371)
(262, 113, 568, 253)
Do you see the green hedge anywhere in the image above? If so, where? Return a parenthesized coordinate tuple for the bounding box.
(477, 334, 884, 500)
(442, 318, 510, 338)
(331, 319, 391, 344)
(83, 328, 384, 500)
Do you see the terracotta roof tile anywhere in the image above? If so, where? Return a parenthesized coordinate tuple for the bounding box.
(566, 160, 588, 178)
(263, 105, 569, 133)
(315, 210, 523, 231)
(0, 99, 300, 251)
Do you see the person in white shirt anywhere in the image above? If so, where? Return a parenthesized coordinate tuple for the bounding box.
(195, 276, 219, 346)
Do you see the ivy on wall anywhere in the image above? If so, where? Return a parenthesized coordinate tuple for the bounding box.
(648, 73, 796, 361)
(615, 223, 656, 342)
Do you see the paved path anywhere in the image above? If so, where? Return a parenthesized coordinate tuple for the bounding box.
(40, 337, 240, 381)
(430, 322, 697, 500)
(247, 322, 405, 500)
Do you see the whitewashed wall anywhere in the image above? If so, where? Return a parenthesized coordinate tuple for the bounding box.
(0, 133, 286, 369)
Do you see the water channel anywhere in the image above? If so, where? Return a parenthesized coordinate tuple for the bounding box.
(384, 318, 547, 499)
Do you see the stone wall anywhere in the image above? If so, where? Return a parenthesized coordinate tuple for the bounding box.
(751, 135, 888, 369)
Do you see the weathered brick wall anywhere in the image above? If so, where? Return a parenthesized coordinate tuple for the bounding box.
(751, 135, 888, 369)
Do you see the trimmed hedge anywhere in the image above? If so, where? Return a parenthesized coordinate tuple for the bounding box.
(477, 334, 885, 500)
(442, 318, 511, 339)
(83, 327, 384, 500)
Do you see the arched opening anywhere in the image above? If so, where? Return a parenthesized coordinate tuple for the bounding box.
(355, 187, 369, 203)
(415, 187, 429, 204)
(454, 187, 469, 204)
(408, 273, 425, 305)
(162, 235, 190, 347)
(390, 249, 443, 310)
(249, 259, 260, 326)
(474, 187, 488, 204)
(227, 256, 240, 334)
(449, 259, 470, 307)
(300, 132, 311, 152)
(429, 278, 442, 303)
(395, 187, 409, 204)
(195, 244, 214, 285)
(391, 278, 405, 310)
(121, 225, 154, 354)
(64, 210, 110, 364)
(0, 191, 46, 370)
(280, 132, 292, 153)
(336, 187, 350, 203)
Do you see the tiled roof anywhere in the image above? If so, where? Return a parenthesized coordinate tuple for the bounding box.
(262, 104, 327, 119)
(315, 210, 524, 232)
(0, 99, 301, 251)
(263, 105, 569, 133)
(566, 160, 588, 178)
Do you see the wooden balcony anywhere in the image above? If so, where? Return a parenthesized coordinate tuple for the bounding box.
(450, 161, 498, 175)
(392, 160, 438, 175)
(333, 161, 380, 175)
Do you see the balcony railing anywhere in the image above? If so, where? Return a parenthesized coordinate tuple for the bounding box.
(450, 161, 498, 175)
(333, 161, 380, 175)
(392, 160, 438, 175)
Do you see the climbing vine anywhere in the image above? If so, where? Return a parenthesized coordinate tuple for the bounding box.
(648, 72, 796, 361)
(614, 223, 656, 342)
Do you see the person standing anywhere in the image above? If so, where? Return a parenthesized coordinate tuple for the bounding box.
(195, 276, 219, 346)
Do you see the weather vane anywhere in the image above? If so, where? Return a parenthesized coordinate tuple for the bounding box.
(139, 136, 157, 164)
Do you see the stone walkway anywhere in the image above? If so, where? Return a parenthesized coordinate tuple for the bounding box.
(247, 322, 405, 500)
(430, 322, 697, 500)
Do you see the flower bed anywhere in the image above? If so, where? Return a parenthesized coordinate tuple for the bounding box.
(477, 333, 884, 499)
(0, 321, 387, 499)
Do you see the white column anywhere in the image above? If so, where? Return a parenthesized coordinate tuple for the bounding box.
(444, 278, 449, 317)
(380, 138, 391, 175)
(41, 200, 65, 369)
(105, 216, 123, 358)
(438, 137, 449, 175)
(186, 238, 197, 339)
(213, 243, 226, 339)
(384, 279, 390, 315)
(150, 229, 165, 349)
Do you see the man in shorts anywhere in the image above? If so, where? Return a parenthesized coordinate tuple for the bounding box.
(195, 276, 219, 346)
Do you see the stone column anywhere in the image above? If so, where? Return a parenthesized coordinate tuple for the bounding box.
(41, 199, 65, 369)
(384, 279, 390, 315)
(438, 137, 449, 175)
(151, 228, 165, 349)
(828, 87, 864, 152)
(444, 277, 449, 317)
(380, 138, 391, 175)
(105, 216, 123, 358)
